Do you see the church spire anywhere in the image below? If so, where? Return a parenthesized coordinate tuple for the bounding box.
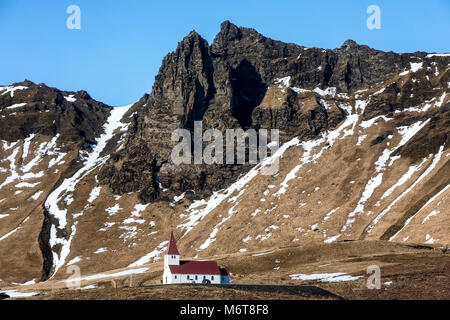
(164, 231, 180, 255)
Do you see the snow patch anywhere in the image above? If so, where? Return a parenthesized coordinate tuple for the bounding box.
(94, 248, 108, 254)
(106, 204, 122, 216)
(289, 272, 362, 282)
(323, 208, 339, 222)
(87, 186, 102, 203)
(0, 216, 30, 241)
(410, 62, 423, 73)
(324, 234, 341, 243)
(381, 160, 426, 199)
(30, 190, 43, 200)
(128, 241, 168, 267)
(45, 105, 132, 277)
(64, 95, 77, 102)
(0, 85, 28, 97)
(0, 289, 38, 297)
(67, 256, 82, 266)
(360, 115, 392, 129)
(379, 148, 446, 239)
(274, 76, 291, 91)
(426, 53, 450, 58)
(6, 103, 27, 110)
(61, 268, 149, 283)
(314, 87, 336, 97)
(422, 210, 439, 224)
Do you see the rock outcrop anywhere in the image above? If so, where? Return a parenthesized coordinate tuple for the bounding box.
(99, 21, 450, 204)
(0, 80, 111, 147)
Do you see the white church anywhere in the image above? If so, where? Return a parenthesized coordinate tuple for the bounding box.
(162, 232, 230, 284)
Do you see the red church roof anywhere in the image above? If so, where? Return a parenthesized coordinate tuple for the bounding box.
(164, 232, 228, 276)
(169, 260, 221, 275)
(164, 232, 180, 255)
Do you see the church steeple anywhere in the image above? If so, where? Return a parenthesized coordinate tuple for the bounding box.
(164, 232, 180, 267)
(165, 231, 180, 255)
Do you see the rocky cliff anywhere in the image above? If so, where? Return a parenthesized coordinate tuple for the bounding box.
(0, 21, 449, 285)
(99, 21, 449, 205)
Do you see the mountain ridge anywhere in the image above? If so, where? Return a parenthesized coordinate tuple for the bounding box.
(0, 21, 448, 285)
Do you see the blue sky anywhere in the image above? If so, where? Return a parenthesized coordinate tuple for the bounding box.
(1, 0, 449, 106)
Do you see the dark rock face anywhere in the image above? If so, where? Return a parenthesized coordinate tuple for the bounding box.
(0, 80, 112, 148)
(99, 20, 450, 204)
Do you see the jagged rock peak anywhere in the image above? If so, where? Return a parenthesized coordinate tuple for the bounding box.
(183, 30, 203, 41)
(75, 90, 92, 100)
(341, 39, 359, 50)
(212, 20, 243, 51)
(219, 20, 242, 39)
(336, 39, 382, 56)
(16, 79, 36, 87)
(175, 29, 209, 54)
(155, 29, 211, 82)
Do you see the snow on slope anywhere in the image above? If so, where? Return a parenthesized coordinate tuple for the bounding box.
(6, 103, 27, 110)
(0, 134, 64, 192)
(0, 217, 30, 241)
(289, 272, 362, 282)
(177, 136, 299, 237)
(342, 119, 431, 233)
(176, 98, 368, 248)
(367, 145, 446, 235)
(0, 289, 38, 298)
(44, 105, 132, 277)
(171, 86, 448, 251)
(389, 182, 450, 241)
(0, 85, 28, 97)
(128, 241, 168, 267)
(60, 267, 149, 283)
(272, 99, 363, 199)
(198, 203, 239, 251)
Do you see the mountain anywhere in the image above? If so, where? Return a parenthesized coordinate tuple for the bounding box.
(0, 21, 449, 286)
